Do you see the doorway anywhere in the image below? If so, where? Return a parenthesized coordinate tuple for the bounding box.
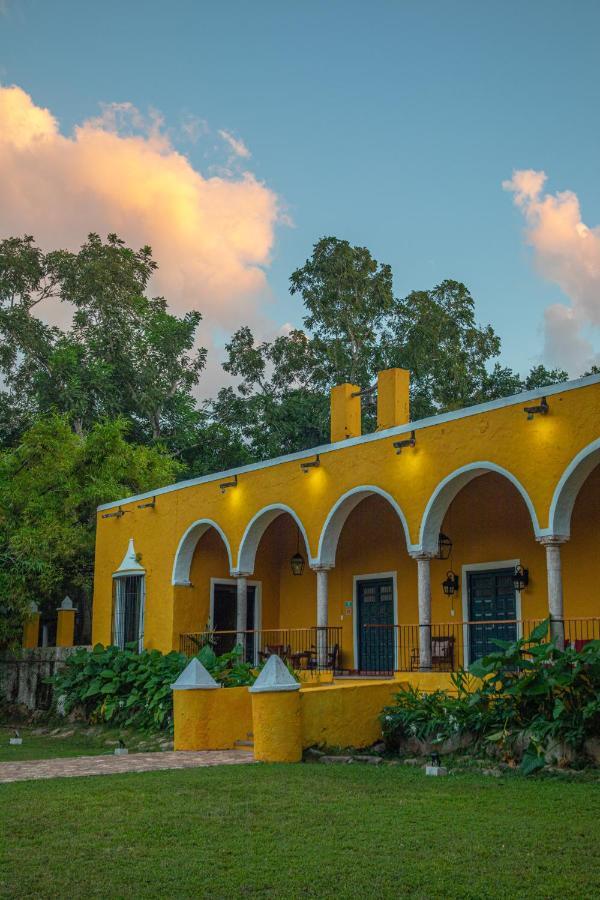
(211, 581, 257, 660)
(467, 568, 517, 664)
(355, 575, 395, 673)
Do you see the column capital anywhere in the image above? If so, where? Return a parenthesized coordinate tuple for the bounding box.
(537, 535, 569, 547)
(410, 551, 435, 562)
(231, 570, 252, 579)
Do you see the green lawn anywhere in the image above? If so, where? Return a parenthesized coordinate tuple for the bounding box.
(1, 764, 599, 899)
(0, 724, 169, 761)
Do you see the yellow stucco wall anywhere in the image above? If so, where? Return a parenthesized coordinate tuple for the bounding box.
(173, 686, 253, 751)
(300, 681, 399, 749)
(92, 378, 600, 653)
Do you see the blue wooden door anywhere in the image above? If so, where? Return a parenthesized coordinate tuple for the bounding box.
(357, 578, 394, 673)
(468, 569, 517, 664)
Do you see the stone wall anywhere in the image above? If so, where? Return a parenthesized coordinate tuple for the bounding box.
(0, 647, 90, 711)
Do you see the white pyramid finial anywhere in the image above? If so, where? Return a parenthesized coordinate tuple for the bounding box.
(114, 538, 145, 575)
(60, 596, 74, 610)
(249, 654, 300, 693)
(171, 657, 220, 691)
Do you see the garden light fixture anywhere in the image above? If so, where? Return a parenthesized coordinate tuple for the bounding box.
(512, 564, 529, 592)
(523, 397, 549, 420)
(393, 430, 416, 454)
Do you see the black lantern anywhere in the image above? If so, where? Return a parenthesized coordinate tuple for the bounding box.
(290, 527, 305, 577)
(512, 565, 529, 592)
(442, 571, 459, 597)
(430, 751, 441, 767)
(437, 532, 453, 560)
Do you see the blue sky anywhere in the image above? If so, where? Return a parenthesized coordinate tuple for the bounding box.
(1, 0, 599, 383)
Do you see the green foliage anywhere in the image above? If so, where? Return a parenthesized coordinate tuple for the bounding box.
(0, 416, 181, 647)
(381, 622, 600, 772)
(53, 643, 261, 732)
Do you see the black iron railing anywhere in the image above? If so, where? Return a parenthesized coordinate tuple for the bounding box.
(361, 618, 600, 675)
(179, 626, 342, 673)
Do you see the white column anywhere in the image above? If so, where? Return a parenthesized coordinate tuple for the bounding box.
(539, 537, 568, 649)
(313, 566, 331, 667)
(236, 574, 249, 656)
(413, 553, 433, 671)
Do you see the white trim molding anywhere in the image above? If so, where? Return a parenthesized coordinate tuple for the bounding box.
(235, 504, 311, 575)
(172, 519, 233, 586)
(98, 373, 600, 512)
(352, 571, 398, 671)
(415, 462, 541, 555)
(544, 437, 600, 539)
(460, 559, 522, 670)
(317, 486, 410, 567)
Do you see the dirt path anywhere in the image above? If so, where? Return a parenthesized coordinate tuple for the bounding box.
(0, 749, 255, 783)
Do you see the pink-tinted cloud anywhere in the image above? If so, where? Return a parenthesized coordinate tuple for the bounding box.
(0, 85, 282, 336)
(218, 129, 251, 159)
(503, 169, 600, 373)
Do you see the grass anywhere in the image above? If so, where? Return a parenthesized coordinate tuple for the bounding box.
(1, 764, 599, 899)
(0, 724, 170, 762)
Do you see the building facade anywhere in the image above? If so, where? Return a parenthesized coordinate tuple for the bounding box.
(92, 370, 600, 673)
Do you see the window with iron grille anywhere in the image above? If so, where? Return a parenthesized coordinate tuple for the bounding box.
(112, 575, 144, 652)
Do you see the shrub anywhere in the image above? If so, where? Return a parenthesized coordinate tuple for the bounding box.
(53, 642, 260, 732)
(381, 621, 600, 772)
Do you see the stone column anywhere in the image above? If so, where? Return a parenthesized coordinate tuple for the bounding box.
(412, 553, 433, 671)
(236, 574, 249, 657)
(313, 566, 331, 667)
(538, 537, 568, 649)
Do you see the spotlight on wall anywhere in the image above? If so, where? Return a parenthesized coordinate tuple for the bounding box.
(393, 430, 416, 454)
(102, 506, 126, 519)
(219, 474, 238, 494)
(523, 397, 549, 420)
(137, 497, 156, 510)
(300, 454, 320, 473)
(512, 564, 529, 592)
(442, 571, 459, 597)
(437, 532, 453, 560)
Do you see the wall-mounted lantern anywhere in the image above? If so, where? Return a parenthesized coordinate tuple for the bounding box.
(300, 454, 320, 474)
(523, 397, 549, 420)
(290, 527, 305, 576)
(442, 571, 459, 597)
(512, 564, 529, 592)
(437, 532, 453, 560)
(219, 474, 238, 494)
(393, 430, 416, 455)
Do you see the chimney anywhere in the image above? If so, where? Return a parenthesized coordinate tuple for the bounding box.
(377, 368, 410, 430)
(330, 383, 361, 443)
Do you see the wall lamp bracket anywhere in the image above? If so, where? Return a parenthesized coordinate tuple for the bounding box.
(219, 474, 238, 494)
(524, 397, 549, 420)
(137, 496, 156, 510)
(300, 454, 320, 473)
(102, 506, 126, 519)
(393, 430, 416, 454)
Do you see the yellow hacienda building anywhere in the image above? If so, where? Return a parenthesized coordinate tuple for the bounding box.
(92, 369, 600, 676)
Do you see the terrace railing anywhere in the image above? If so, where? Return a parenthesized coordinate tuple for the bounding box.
(179, 626, 342, 673)
(361, 618, 600, 676)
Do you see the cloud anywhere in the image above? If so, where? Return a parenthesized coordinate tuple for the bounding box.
(218, 129, 251, 159)
(0, 84, 283, 341)
(503, 169, 600, 373)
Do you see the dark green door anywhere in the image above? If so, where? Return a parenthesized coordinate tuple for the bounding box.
(468, 569, 517, 664)
(213, 584, 256, 660)
(357, 578, 394, 673)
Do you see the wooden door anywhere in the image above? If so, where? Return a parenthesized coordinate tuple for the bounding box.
(468, 569, 517, 664)
(357, 578, 394, 673)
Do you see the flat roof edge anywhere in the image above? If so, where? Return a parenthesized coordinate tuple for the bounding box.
(97, 372, 600, 512)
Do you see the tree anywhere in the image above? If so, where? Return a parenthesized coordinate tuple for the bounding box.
(0, 415, 181, 648)
(0, 234, 206, 446)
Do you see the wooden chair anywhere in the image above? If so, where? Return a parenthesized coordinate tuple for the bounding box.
(410, 636, 455, 671)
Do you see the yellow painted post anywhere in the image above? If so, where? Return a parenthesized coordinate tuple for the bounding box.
(22, 602, 40, 649)
(377, 368, 410, 430)
(249, 654, 302, 763)
(56, 596, 76, 647)
(330, 383, 361, 442)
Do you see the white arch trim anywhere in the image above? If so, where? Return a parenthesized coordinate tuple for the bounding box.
(545, 438, 600, 539)
(316, 485, 411, 568)
(416, 462, 542, 555)
(235, 504, 311, 575)
(172, 518, 233, 585)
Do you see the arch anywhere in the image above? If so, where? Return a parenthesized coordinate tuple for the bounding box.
(236, 504, 311, 575)
(172, 519, 233, 585)
(417, 462, 541, 555)
(547, 438, 600, 538)
(316, 485, 411, 568)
